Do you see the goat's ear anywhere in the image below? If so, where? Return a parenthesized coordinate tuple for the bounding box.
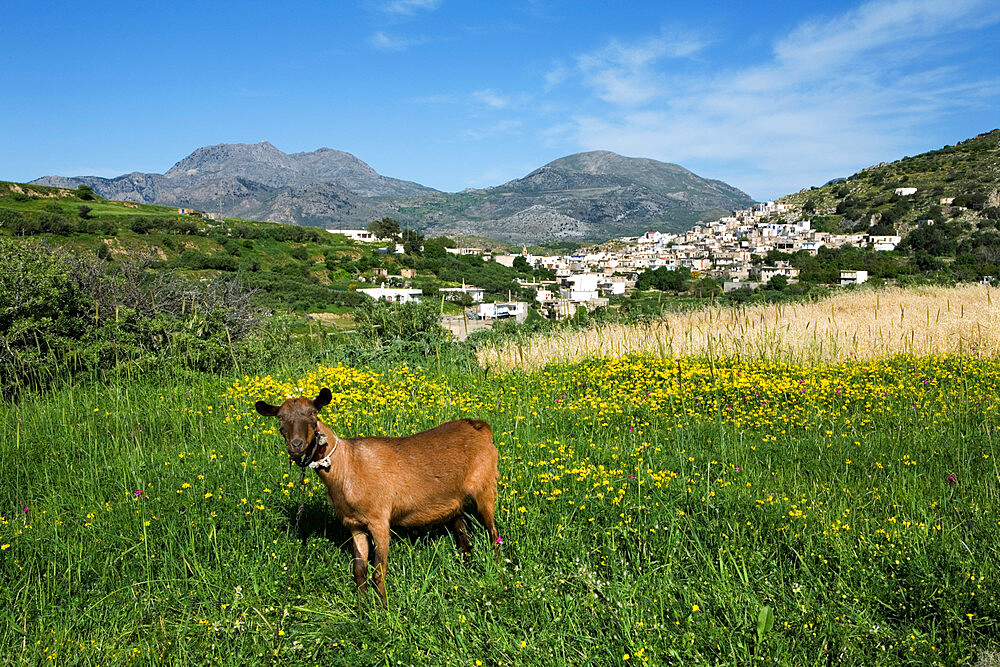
(255, 400, 280, 417)
(314, 387, 332, 410)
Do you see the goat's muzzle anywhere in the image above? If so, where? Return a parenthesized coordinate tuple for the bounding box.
(288, 438, 308, 458)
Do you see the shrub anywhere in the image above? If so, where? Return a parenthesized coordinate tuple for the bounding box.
(0, 208, 31, 234)
(129, 216, 153, 234)
(0, 238, 272, 396)
(0, 238, 92, 393)
(38, 212, 71, 235)
(354, 299, 449, 347)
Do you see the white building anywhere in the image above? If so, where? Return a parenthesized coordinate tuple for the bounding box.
(598, 279, 627, 296)
(799, 240, 826, 255)
(759, 262, 800, 283)
(439, 286, 485, 302)
(535, 288, 555, 303)
(840, 270, 868, 286)
(867, 235, 901, 252)
(357, 286, 424, 303)
(445, 247, 486, 256)
(560, 274, 601, 301)
(478, 301, 528, 320)
(327, 229, 377, 242)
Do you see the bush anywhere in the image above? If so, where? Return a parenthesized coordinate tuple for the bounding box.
(636, 266, 691, 292)
(130, 216, 153, 234)
(179, 249, 239, 271)
(354, 299, 449, 348)
(38, 212, 71, 235)
(0, 238, 272, 396)
(0, 238, 92, 393)
(0, 208, 31, 234)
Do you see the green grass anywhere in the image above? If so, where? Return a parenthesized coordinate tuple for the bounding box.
(2, 353, 1000, 664)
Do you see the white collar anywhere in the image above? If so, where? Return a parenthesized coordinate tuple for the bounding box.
(308, 432, 338, 470)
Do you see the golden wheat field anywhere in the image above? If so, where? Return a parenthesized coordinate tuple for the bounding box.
(479, 284, 1000, 370)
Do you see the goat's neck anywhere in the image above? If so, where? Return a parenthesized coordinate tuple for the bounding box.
(313, 421, 348, 479)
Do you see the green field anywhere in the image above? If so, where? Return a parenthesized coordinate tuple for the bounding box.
(2, 352, 999, 665)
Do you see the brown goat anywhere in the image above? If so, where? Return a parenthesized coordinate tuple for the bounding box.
(255, 388, 499, 606)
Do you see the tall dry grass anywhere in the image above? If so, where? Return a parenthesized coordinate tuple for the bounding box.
(478, 284, 1000, 370)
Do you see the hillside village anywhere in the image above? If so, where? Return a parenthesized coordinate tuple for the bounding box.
(341, 197, 912, 325)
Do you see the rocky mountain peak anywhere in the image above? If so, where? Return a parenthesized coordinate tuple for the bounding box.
(30, 141, 752, 243)
(164, 141, 294, 183)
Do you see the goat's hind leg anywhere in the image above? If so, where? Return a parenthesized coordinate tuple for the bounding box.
(473, 489, 500, 557)
(369, 521, 391, 608)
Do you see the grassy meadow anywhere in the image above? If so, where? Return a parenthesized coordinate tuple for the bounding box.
(4, 289, 1000, 664)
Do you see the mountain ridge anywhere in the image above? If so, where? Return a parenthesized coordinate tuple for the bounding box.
(32, 143, 755, 243)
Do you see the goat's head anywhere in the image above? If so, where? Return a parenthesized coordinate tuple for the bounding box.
(255, 388, 333, 463)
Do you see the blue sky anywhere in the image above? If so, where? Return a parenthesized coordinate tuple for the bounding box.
(2, 0, 998, 200)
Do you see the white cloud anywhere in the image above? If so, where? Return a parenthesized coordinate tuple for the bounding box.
(461, 119, 523, 140)
(544, 64, 569, 91)
(572, 29, 709, 107)
(381, 0, 442, 16)
(471, 89, 511, 109)
(369, 30, 427, 51)
(556, 0, 1000, 198)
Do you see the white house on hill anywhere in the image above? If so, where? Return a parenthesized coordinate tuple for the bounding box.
(327, 229, 377, 242)
(357, 285, 423, 303)
(840, 270, 868, 286)
(560, 274, 601, 301)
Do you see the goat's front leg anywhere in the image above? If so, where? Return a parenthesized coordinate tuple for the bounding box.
(368, 521, 391, 608)
(350, 529, 370, 604)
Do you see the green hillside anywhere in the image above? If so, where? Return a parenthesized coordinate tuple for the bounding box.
(775, 129, 1000, 279)
(0, 181, 534, 314)
(0, 181, 378, 312)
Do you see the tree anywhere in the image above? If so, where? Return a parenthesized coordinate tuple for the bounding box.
(129, 216, 153, 234)
(368, 217, 401, 241)
(693, 276, 721, 298)
(76, 184, 95, 200)
(401, 228, 424, 254)
(868, 223, 897, 236)
(77, 205, 92, 219)
(636, 266, 691, 292)
(766, 274, 788, 291)
(512, 256, 531, 273)
(422, 239, 448, 264)
(428, 235, 456, 248)
(449, 292, 474, 308)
